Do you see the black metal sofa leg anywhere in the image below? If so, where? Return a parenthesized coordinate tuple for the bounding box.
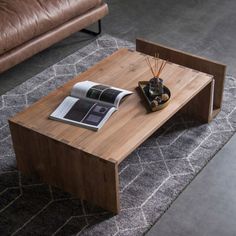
(81, 20, 102, 36)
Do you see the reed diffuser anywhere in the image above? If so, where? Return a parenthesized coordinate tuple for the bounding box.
(145, 54, 168, 98)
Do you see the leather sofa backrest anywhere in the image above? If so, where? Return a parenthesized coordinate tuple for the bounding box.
(0, 0, 102, 55)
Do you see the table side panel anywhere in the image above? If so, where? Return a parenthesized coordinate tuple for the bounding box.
(180, 79, 214, 123)
(9, 120, 120, 213)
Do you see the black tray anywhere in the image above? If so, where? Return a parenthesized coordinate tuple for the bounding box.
(138, 81, 171, 112)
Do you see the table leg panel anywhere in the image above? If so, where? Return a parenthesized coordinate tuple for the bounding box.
(9, 121, 120, 214)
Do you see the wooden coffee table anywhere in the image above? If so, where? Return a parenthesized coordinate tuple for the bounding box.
(9, 39, 226, 214)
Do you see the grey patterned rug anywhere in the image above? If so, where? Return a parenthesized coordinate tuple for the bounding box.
(0, 34, 236, 236)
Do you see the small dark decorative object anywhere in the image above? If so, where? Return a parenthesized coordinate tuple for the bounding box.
(149, 77, 164, 97)
(138, 81, 171, 111)
(139, 53, 171, 112)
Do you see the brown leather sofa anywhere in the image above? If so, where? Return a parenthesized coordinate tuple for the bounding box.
(0, 0, 108, 73)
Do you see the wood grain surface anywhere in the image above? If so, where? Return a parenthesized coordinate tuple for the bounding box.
(9, 121, 120, 213)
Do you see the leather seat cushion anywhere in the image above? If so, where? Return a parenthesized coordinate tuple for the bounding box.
(0, 0, 102, 55)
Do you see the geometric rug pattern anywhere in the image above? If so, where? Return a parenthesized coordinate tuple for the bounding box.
(0, 34, 236, 235)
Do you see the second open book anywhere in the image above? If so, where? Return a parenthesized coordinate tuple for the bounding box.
(49, 81, 132, 131)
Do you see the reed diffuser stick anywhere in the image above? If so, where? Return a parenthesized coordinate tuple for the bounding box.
(157, 60, 168, 77)
(145, 53, 167, 78)
(156, 60, 164, 77)
(155, 53, 157, 76)
(145, 57, 155, 77)
(156, 53, 159, 76)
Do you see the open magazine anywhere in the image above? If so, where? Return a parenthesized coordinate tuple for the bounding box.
(49, 81, 132, 131)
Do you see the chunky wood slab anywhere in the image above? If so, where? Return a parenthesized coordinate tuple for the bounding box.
(9, 46, 215, 213)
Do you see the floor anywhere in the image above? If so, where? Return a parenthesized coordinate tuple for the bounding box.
(147, 131, 236, 236)
(0, 0, 236, 235)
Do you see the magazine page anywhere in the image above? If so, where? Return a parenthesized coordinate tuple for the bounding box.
(71, 80, 132, 108)
(49, 96, 116, 131)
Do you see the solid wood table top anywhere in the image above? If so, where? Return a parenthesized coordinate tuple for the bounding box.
(10, 48, 213, 163)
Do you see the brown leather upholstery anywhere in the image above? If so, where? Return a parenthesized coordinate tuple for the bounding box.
(0, 0, 108, 73)
(0, 0, 103, 55)
(0, 3, 108, 73)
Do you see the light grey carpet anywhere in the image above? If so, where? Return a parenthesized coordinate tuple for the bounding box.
(0, 34, 236, 236)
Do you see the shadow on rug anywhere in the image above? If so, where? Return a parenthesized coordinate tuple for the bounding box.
(0, 34, 236, 235)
